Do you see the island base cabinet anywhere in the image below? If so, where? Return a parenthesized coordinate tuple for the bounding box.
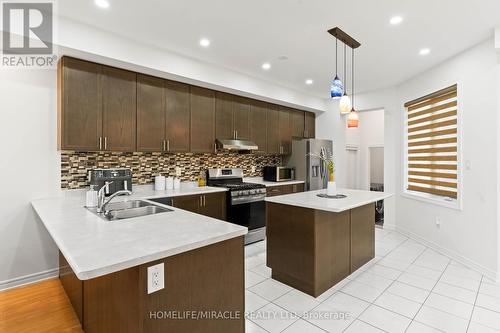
(59, 236, 244, 333)
(350, 203, 375, 272)
(266, 203, 375, 297)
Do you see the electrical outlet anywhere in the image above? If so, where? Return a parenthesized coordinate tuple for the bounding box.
(147, 263, 164, 294)
(175, 167, 182, 177)
(435, 217, 441, 227)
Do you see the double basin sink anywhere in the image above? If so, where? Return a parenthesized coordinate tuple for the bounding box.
(89, 199, 173, 221)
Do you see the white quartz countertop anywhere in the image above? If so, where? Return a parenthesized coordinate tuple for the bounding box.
(243, 177, 305, 187)
(31, 184, 246, 280)
(265, 188, 392, 213)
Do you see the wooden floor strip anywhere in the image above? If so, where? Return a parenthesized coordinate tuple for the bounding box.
(0, 279, 83, 333)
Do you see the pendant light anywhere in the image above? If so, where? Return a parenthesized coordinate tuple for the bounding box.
(330, 38, 344, 98)
(339, 43, 352, 114)
(347, 47, 359, 128)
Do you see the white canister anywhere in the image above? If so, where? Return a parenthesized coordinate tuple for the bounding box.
(173, 178, 181, 190)
(154, 175, 166, 191)
(327, 181, 337, 196)
(166, 176, 174, 190)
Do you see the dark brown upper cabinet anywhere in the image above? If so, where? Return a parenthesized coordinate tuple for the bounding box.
(137, 74, 165, 152)
(165, 80, 190, 152)
(58, 56, 313, 154)
(278, 107, 292, 155)
(101, 66, 137, 151)
(233, 96, 250, 140)
(290, 109, 305, 138)
(190, 86, 216, 153)
(249, 100, 268, 154)
(58, 57, 102, 151)
(215, 93, 250, 140)
(215, 92, 234, 140)
(266, 105, 280, 154)
(304, 112, 316, 138)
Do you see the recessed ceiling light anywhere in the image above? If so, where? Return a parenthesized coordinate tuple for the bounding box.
(262, 63, 271, 70)
(95, 0, 110, 9)
(199, 38, 210, 47)
(305, 79, 313, 85)
(390, 16, 403, 25)
(419, 48, 431, 56)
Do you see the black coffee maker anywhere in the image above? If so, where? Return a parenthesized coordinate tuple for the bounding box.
(88, 168, 132, 196)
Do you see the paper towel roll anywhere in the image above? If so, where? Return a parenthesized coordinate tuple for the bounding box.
(155, 175, 166, 191)
(166, 177, 174, 190)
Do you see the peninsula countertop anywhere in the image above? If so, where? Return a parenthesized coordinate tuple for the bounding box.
(265, 188, 392, 213)
(31, 184, 246, 280)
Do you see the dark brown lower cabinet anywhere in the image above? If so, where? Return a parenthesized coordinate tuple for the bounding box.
(265, 183, 305, 197)
(59, 236, 244, 333)
(266, 203, 375, 297)
(350, 204, 375, 272)
(171, 192, 226, 221)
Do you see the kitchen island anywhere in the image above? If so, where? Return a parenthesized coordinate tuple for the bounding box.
(31, 185, 246, 333)
(265, 188, 392, 297)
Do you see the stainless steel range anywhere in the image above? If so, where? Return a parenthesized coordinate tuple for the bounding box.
(207, 168, 266, 245)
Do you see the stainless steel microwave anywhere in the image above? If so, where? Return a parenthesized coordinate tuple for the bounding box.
(263, 166, 295, 182)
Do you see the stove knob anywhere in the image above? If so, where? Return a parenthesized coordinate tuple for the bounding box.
(242, 190, 250, 195)
(249, 189, 256, 195)
(232, 191, 239, 197)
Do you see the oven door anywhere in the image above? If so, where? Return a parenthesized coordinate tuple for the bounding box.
(227, 200, 266, 230)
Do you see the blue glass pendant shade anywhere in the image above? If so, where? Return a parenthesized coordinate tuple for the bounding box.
(330, 75, 344, 98)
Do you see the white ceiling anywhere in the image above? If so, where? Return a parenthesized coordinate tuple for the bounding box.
(57, 0, 500, 98)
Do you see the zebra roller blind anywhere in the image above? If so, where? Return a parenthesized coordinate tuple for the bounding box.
(405, 84, 458, 199)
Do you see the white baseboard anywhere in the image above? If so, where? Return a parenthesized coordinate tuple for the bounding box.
(380, 223, 396, 231)
(0, 267, 59, 292)
(396, 226, 499, 282)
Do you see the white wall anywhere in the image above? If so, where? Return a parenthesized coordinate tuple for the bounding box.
(354, 39, 500, 279)
(0, 68, 61, 289)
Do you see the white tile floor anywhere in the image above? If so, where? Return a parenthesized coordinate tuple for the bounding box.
(244, 228, 500, 333)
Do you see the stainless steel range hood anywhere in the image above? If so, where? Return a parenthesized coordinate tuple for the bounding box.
(216, 139, 258, 151)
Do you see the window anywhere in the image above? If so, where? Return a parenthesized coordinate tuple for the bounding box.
(404, 84, 459, 205)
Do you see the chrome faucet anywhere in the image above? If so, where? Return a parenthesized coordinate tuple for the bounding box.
(96, 182, 132, 213)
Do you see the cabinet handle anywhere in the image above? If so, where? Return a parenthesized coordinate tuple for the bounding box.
(171, 198, 174, 206)
(162, 140, 166, 151)
(167, 140, 170, 152)
(235, 130, 238, 139)
(203, 195, 206, 206)
(99, 137, 102, 150)
(104, 137, 107, 150)
(199, 196, 203, 207)
(214, 143, 217, 154)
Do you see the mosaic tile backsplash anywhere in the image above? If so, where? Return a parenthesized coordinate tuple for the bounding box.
(61, 151, 282, 189)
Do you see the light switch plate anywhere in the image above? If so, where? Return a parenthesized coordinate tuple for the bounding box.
(147, 263, 164, 294)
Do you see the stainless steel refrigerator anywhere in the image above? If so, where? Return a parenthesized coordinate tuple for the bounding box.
(284, 138, 334, 191)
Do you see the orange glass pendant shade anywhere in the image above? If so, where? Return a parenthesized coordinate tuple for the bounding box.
(347, 109, 359, 128)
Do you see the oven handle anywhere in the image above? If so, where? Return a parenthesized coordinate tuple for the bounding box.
(231, 195, 266, 205)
